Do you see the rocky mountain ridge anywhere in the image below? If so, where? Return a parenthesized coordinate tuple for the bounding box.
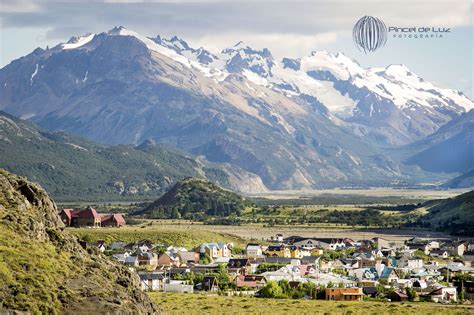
(0, 168, 158, 313)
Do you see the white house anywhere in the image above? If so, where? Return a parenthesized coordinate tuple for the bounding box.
(399, 257, 423, 269)
(428, 286, 457, 303)
(164, 280, 194, 293)
(430, 249, 449, 259)
(138, 271, 165, 291)
(246, 244, 263, 258)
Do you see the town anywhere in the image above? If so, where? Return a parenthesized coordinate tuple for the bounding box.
(66, 207, 474, 304)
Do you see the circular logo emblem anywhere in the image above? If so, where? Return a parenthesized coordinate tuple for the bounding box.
(353, 16, 387, 53)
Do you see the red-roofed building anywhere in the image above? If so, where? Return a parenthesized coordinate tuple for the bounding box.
(101, 213, 126, 227)
(59, 206, 125, 227)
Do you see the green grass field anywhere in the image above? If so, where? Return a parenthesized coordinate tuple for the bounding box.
(148, 292, 473, 315)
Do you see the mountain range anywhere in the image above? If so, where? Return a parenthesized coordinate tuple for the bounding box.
(0, 26, 472, 190)
(0, 111, 266, 199)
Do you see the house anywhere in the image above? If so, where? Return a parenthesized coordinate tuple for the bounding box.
(138, 271, 165, 291)
(412, 280, 428, 290)
(236, 275, 267, 289)
(300, 256, 321, 266)
(447, 241, 466, 257)
(164, 281, 194, 293)
(138, 252, 158, 267)
(332, 258, 358, 272)
(326, 287, 364, 301)
(362, 286, 377, 298)
(273, 234, 284, 242)
(310, 248, 324, 256)
(227, 259, 251, 275)
(430, 249, 449, 259)
(289, 246, 306, 259)
(409, 243, 431, 255)
(158, 252, 181, 267)
(372, 237, 391, 250)
(59, 206, 126, 227)
(201, 276, 219, 291)
(178, 251, 199, 264)
(390, 291, 408, 302)
(246, 244, 263, 258)
(95, 240, 106, 252)
(112, 251, 131, 263)
(399, 257, 423, 269)
(378, 267, 399, 283)
(462, 251, 474, 267)
(265, 244, 291, 258)
(110, 241, 128, 250)
(427, 286, 457, 303)
(198, 243, 232, 260)
(59, 206, 102, 227)
(349, 268, 377, 281)
(124, 255, 139, 267)
(293, 239, 326, 249)
(405, 237, 426, 245)
(427, 241, 440, 250)
(297, 264, 316, 276)
(100, 213, 126, 227)
(316, 239, 346, 251)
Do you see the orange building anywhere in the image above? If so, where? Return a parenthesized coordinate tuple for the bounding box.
(326, 287, 364, 301)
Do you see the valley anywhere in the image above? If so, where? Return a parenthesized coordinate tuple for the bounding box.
(0, 11, 473, 314)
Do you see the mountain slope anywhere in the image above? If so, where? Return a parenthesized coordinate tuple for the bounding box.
(444, 169, 474, 188)
(404, 109, 474, 173)
(0, 27, 470, 189)
(0, 169, 158, 313)
(0, 111, 266, 199)
(135, 177, 250, 219)
(415, 190, 474, 236)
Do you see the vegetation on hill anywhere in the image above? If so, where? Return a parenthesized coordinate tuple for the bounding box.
(0, 169, 158, 313)
(135, 177, 252, 219)
(409, 190, 474, 235)
(0, 111, 262, 201)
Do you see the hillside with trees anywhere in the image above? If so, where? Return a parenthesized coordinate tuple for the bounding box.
(0, 111, 265, 201)
(135, 177, 252, 219)
(412, 190, 474, 235)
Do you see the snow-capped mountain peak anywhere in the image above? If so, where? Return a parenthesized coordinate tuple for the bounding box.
(54, 27, 472, 140)
(61, 33, 95, 50)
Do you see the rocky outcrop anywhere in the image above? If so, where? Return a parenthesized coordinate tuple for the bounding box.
(0, 169, 159, 314)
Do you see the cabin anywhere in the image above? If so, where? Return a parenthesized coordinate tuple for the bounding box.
(326, 287, 363, 301)
(390, 291, 408, 302)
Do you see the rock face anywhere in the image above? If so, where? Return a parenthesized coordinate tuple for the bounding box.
(0, 169, 159, 314)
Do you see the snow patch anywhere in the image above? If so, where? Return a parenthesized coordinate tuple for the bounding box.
(30, 64, 38, 86)
(62, 33, 95, 50)
(82, 70, 88, 82)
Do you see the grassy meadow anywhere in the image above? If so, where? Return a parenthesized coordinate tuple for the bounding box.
(148, 292, 473, 315)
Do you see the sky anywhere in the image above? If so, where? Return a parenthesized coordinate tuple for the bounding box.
(0, 0, 472, 98)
